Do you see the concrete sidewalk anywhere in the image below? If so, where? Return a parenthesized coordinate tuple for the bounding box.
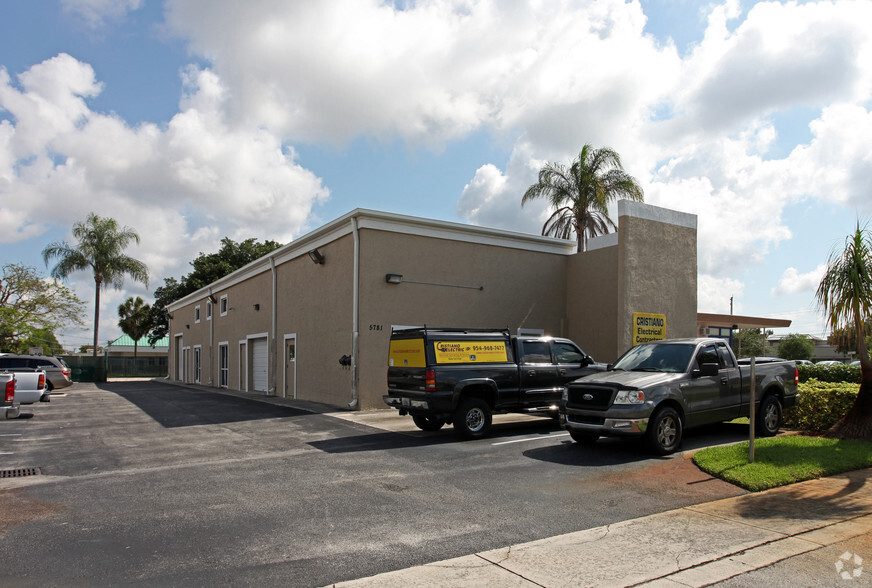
(329, 468, 872, 588)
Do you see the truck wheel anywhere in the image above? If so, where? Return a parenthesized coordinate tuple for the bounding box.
(756, 395, 782, 437)
(645, 407, 682, 455)
(453, 398, 492, 439)
(412, 415, 446, 431)
(569, 430, 598, 444)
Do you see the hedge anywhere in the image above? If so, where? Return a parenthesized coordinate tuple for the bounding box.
(797, 364, 861, 384)
(783, 378, 858, 432)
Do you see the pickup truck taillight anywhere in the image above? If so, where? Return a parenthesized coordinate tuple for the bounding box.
(38, 373, 46, 390)
(795, 367, 799, 386)
(425, 369, 436, 392)
(5, 380, 14, 402)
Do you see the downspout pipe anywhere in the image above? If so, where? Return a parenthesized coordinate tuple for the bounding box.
(349, 216, 360, 408)
(269, 256, 277, 396)
(207, 288, 214, 385)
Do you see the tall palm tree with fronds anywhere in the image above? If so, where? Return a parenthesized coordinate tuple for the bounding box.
(522, 144, 644, 252)
(42, 213, 149, 358)
(815, 221, 872, 440)
(118, 296, 153, 361)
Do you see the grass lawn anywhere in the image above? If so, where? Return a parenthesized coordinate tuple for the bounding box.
(692, 435, 872, 492)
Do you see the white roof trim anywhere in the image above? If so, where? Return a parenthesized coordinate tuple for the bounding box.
(587, 232, 618, 251)
(619, 200, 697, 230)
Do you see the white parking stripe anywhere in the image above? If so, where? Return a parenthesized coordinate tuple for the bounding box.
(491, 432, 569, 446)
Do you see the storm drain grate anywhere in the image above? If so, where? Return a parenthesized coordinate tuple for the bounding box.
(0, 467, 41, 478)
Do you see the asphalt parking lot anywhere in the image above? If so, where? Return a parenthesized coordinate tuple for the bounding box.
(0, 380, 753, 586)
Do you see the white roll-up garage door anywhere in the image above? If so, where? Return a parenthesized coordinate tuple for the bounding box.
(251, 338, 268, 392)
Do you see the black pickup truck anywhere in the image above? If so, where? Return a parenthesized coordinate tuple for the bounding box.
(384, 327, 604, 438)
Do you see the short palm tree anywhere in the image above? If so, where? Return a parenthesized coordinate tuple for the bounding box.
(118, 296, 153, 360)
(815, 221, 872, 440)
(43, 213, 149, 358)
(522, 144, 644, 252)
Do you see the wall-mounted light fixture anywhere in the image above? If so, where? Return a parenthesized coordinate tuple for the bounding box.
(208, 294, 217, 303)
(253, 303, 260, 311)
(384, 273, 482, 290)
(308, 249, 326, 264)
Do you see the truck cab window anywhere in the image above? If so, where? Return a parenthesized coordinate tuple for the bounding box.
(521, 341, 552, 364)
(716, 344, 735, 368)
(697, 345, 720, 368)
(553, 342, 584, 364)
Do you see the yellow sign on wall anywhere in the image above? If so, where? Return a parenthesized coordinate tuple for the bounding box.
(389, 338, 426, 367)
(433, 341, 509, 364)
(633, 313, 666, 345)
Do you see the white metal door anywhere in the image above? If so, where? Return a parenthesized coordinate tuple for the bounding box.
(251, 338, 268, 392)
(176, 336, 184, 381)
(284, 336, 296, 399)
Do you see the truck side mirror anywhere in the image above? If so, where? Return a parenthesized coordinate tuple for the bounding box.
(696, 363, 719, 377)
(582, 356, 593, 366)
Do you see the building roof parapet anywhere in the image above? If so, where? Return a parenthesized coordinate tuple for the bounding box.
(619, 200, 697, 230)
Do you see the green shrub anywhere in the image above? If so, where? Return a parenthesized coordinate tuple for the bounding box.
(784, 379, 858, 432)
(797, 363, 861, 384)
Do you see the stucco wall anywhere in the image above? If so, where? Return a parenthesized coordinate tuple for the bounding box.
(355, 228, 568, 409)
(565, 242, 619, 363)
(274, 234, 355, 407)
(616, 202, 698, 354)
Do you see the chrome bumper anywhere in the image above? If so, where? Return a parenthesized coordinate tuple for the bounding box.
(563, 414, 649, 435)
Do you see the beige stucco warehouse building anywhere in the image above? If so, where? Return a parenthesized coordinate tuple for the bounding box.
(167, 200, 698, 410)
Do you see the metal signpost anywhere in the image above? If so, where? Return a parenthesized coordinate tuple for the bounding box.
(749, 357, 756, 463)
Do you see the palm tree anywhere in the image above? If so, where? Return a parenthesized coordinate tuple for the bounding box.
(815, 221, 872, 440)
(118, 296, 153, 360)
(42, 213, 149, 358)
(522, 144, 644, 252)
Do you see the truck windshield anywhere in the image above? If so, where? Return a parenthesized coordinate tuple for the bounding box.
(612, 343, 695, 373)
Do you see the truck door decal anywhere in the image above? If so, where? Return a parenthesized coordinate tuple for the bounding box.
(433, 341, 509, 364)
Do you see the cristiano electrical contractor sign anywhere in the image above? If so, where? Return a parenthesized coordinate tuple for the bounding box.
(633, 313, 666, 345)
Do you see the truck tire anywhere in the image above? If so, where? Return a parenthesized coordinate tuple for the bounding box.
(568, 430, 598, 444)
(453, 398, 492, 439)
(756, 395, 782, 437)
(645, 406, 682, 455)
(412, 415, 446, 431)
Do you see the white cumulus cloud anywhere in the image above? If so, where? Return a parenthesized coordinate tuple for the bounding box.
(772, 264, 826, 297)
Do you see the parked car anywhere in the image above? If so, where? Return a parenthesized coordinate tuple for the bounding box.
(815, 360, 843, 366)
(0, 373, 20, 419)
(850, 360, 862, 366)
(0, 354, 73, 391)
(795, 359, 814, 365)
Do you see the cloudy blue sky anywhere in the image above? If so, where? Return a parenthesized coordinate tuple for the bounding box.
(1, 0, 870, 351)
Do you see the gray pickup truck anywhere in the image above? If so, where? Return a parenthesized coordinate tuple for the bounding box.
(560, 338, 799, 454)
